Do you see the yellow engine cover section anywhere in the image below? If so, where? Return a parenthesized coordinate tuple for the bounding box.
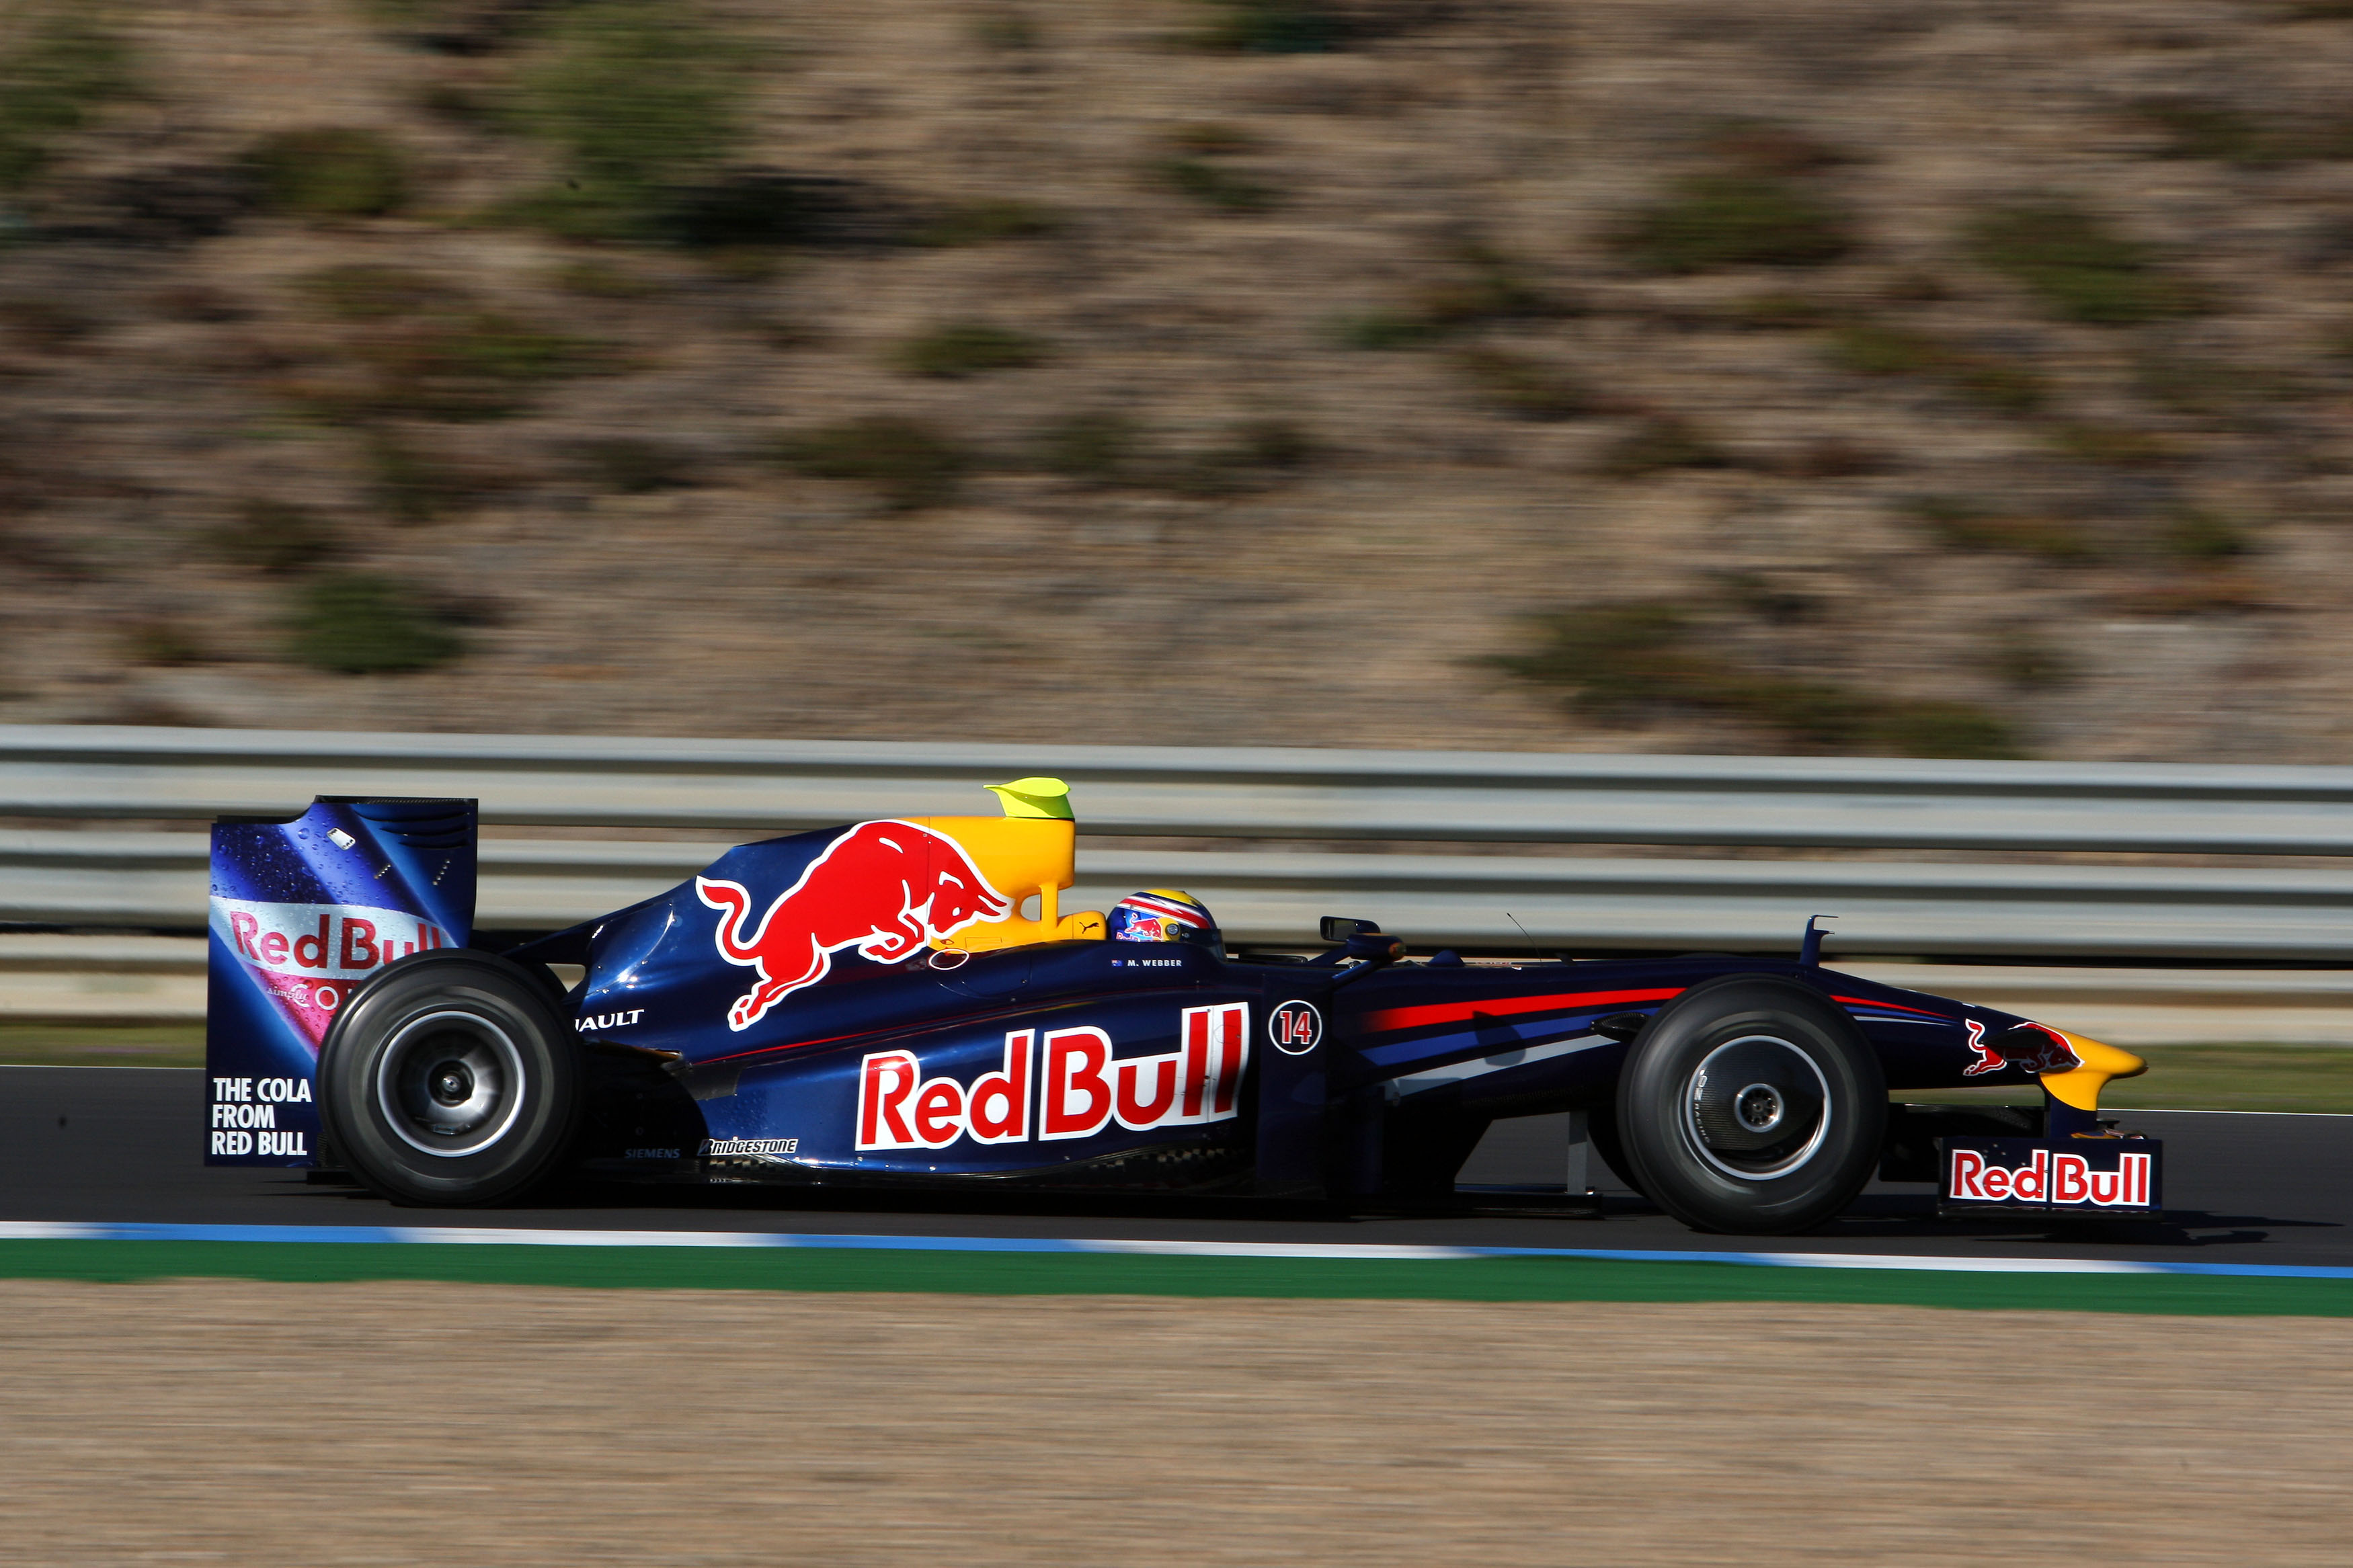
(912, 815, 1103, 951)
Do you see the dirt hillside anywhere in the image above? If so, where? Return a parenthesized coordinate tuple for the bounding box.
(3, 0, 2351, 759)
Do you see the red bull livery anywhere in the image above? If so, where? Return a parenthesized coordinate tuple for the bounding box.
(206, 776, 2165, 1231)
(696, 819, 1014, 1028)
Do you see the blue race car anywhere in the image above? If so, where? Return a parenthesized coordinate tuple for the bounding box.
(202, 779, 2158, 1233)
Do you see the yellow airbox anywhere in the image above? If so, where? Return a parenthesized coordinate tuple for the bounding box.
(917, 778, 1105, 951)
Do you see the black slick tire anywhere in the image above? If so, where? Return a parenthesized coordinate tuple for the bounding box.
(1614, 976, 1885, 1235)
(317, 949, 583, 1206)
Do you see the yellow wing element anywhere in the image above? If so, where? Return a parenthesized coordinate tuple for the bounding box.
(984, 777, 1075, 820)
(916, 778, 1105, 951)
(2038, 1030, 2148, 1115)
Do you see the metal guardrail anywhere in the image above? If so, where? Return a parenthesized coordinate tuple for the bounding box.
(7, 725, 2353, 960)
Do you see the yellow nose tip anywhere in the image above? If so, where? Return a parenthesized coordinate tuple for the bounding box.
(2039, 1030, 2147, 1112)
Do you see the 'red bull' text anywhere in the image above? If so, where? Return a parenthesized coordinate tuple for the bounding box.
(1948, 1145, 2154, 1209)
(857, 1003, 1250, 1152)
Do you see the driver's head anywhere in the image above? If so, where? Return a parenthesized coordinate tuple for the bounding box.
(1107, 889, 1220, 950)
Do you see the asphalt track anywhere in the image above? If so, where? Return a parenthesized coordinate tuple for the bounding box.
(7, 1067, 2349, 1267)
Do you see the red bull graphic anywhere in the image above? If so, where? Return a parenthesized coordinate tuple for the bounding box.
(1946, 1144, 2156, 1210)
(856, 1003, 1250, 1152)
(210, 897, 455, 1046)
(696, 820, 1014, 1031)
(1962, 1018, 2081, 1079)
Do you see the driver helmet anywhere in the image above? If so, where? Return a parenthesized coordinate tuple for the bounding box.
(1107, 889, 1220, 950)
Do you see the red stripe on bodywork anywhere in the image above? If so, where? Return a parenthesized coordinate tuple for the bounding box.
(1831, 994, 1951, 1019)
(1362, 987, 1682, 1035)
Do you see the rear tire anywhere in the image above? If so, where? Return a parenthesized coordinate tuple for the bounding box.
(317, 950, 583, 1206)
(1614, 977, 1884, 1235)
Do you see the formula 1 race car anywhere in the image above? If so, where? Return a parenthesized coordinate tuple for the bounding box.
(203, 780, 2160, 1233)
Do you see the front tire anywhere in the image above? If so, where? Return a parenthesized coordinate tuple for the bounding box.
(317, 950, 583, 1206)
(1615, 977, 1884, 1234)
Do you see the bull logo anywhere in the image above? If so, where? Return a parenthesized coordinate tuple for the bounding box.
(695, 821, 1013, 1030)
(1962, 1018, 2081, 1079)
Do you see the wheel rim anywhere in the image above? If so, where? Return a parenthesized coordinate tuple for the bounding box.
(1680, 1034, 1831, 1181)
(375, 1009, 528, 1158)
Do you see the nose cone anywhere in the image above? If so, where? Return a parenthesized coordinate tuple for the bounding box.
(2041, 1030, 2147, 1112)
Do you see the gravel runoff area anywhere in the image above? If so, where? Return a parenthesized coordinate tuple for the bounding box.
(2, 1280, 2348, 1566)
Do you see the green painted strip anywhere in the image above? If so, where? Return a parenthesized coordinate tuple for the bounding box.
(2, 1240, 2349, 1316)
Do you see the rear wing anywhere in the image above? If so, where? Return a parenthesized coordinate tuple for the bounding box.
(205, 797, 477, 1166)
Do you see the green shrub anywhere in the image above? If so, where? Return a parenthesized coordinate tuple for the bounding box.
(1867, 699, 2022, 760)
(1769, 438, 1881, 479)
(779, 415, 970, 511)
(1332, 244, 1567, 350)
(1702, 122, 1852, 177)
(1966, 202, 2200, 325)
(1037, 411, 1146, 484)
(2132, 99, 2282, 165)
(549, 258, 660, 298)
(1329, 308, 1439, 351)
(1823, 322, 2048, 413)
(971, 9, 1039, 49)
(296, 263, 458, 320)
(246, 127, 409, 218)
(122, 618, 206, 667)
(338, 312, 604, 421)
(2047, 421, 2180, 467)
(1154, 155, 1275, 212)
(362, 432, 487, 523)
(2128, 98, 2353, 164)
(1492, 603, 1712, 714)
(416, 80, 498, 128)
(513, 0, 748, 238)
(579, 437, 695, 493)
(209, 499, 340, 573)
(1945, 355, 2049, 414)
(0, 9, 134, 192)
(1989, 628, 2076, 690)
(891, 320, 1047, 378)
(1411, 243, 1564, 327)
(1906, 496, 2094, 561)
(2132, 349, 2304, 419)
(284, 572, 463, 673)
(1825, 322, 1942, 375)
(0, 294, 94, 351)
(1192, 0, 1347, 52)
(1612, 173, 1852, 274)
(1227, 415, 1314, 468)
(1721, 291, 1839, 330)
(1161, 418, 1318, 495)
(915, 199, 1064, 247)
(1451, 347, 1592, 420)
(1595, 417, 1732, 479)
(652, 171, 870, 249)
(1491, 601, 2023, 757)
(2165, 509, 2253, 561)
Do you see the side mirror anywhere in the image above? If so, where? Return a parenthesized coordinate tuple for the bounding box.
(1329, 926, 1407, 987)
(1319, 915, 1382, 943)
